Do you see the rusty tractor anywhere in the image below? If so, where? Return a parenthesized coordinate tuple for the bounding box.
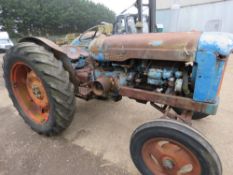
(2, 1, 233, 175)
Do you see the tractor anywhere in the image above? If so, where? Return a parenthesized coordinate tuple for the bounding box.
(2, 0, 233, 174)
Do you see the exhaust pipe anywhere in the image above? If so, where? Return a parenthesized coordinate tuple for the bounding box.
(92, 77, 112, 96)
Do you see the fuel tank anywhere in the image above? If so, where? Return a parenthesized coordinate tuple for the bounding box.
(89, 32, 201, 62)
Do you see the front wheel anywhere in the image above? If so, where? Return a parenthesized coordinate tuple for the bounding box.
(3, 42, 76, 136)
(130, 119, 222, 175)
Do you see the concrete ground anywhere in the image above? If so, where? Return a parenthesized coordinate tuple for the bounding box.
(0, 53, 233, 175)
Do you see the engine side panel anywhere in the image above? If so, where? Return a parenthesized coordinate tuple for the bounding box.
(89, 32, 201, 62)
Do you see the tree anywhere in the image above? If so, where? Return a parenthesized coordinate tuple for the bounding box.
(0, 0, 115, 37)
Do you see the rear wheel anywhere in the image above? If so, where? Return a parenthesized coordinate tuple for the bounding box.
(3, 42, 76, 136)
(130, 119, 222, 175)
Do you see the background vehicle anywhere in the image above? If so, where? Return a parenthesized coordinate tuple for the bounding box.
(69, 0, 161, 48)
(0, 31, 14, 53)
(2, 0, 233, 175)
(113, 0, 158, 34)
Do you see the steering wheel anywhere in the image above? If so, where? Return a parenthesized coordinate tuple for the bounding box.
(79, 25, 100, 42)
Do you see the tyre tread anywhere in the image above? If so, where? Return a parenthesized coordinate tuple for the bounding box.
(3, 42, 76, 136)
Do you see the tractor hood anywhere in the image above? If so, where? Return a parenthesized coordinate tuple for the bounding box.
(89, 32, 233, 62)
(198, 32, 233, 57)
(89, 32, 202, 62)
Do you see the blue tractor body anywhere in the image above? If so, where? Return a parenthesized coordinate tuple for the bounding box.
(193, 33, 233, 103)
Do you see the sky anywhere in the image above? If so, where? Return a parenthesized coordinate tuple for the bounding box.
(91, 0, 138, 14)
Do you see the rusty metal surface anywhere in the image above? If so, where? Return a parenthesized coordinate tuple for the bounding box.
(119, 86, 217, 114)
(75, 67, 91, 83)
(142, 138, 201, 175)
(20, 37, 66, 55)
(92, 77, 112, 96)
(150, 103, 193, 125)
(20, 37, 88, 59)
(90, 32, 201, 62)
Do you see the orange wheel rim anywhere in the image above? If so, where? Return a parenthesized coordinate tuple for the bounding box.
(10, 62, 49, 124)
(142, 138, 201, 175)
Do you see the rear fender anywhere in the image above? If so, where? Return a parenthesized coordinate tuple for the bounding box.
(19, 37, 78, 85)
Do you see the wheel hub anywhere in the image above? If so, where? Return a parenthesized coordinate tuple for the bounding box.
(142, 138, 201, 175)
(26, 71, 48, 109)
(162, 157, 174, 170)
(10, 62, 49, 124)
(32, 85, 42, 99)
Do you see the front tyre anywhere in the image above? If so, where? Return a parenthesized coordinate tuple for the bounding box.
(3, 42, 76, 136)
(130, 119, 222, 175)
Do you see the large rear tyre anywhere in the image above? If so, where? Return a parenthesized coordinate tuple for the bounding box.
(3, 42, 76, 136)
(130, 119, 222, 175)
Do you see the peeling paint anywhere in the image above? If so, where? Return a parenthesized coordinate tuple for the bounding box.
(193, 32, 233, 103)
(199, 33, 233, 56)
(89, 32, 201, 62)
(149, 41, 163, 47)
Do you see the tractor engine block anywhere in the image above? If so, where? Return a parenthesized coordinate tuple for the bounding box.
(74, 59, 192, 100)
